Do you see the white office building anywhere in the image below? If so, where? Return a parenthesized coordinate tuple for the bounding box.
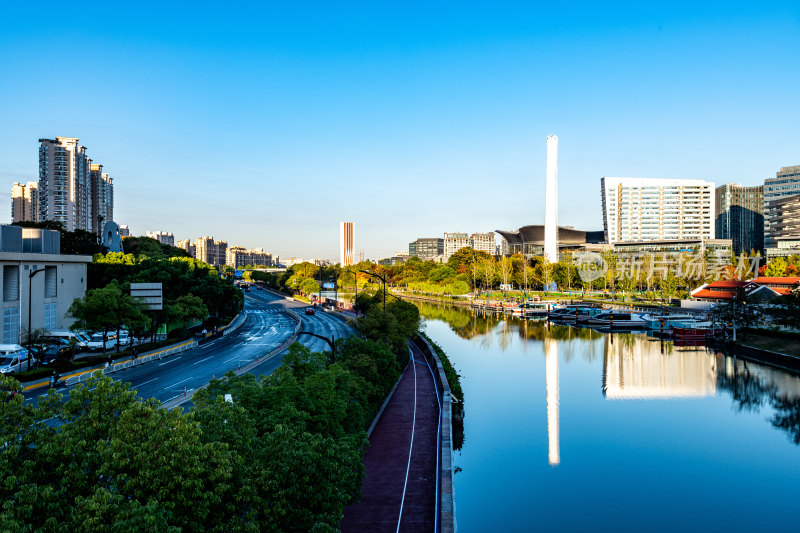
(764, 165, 800, 248)
(443, 232, 469, 260)
(601, 177, 715, 244)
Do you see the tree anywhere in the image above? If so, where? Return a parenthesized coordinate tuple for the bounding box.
(169, 294, 209, 326)
(498, 256, 514, 293)
(479, 257, 496, 291)
(68, 282, 150, 353)
(709, 287, 760, 339)
(764, 257, 789, 277)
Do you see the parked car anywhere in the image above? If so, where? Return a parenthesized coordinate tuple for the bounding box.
(0, 345, 34, 374)
(305, 308, 315, 316)
(43, 329, 92, 352)
(86, 333, 118, 351)
(37, 342, 75, 366)
(117, 331, 131, 347)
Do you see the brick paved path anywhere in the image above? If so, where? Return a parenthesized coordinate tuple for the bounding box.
(341, 344, 440, 532)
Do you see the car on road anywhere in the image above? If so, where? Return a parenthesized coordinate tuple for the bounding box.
(0, 345, 34, 374)
(305, 308, 315, 316)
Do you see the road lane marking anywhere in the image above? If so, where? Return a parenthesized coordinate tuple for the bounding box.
(158, 357, 182, 366)
(166, 376, 193, 388)
(192, 356, 213, 365)
(137, 377, 159, 387)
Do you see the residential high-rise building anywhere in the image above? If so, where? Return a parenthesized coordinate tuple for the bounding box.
(38, 137, 113, 232)
(194, 236, 227, 266)
(38, 137, 90, 231)
(176, 239, 196, 258)
(226, 246, 273, 268)
(601, 177, 715, 244)
(340, 222, 354, 266)
(443, 232, 469, 260)
(715, 183, 764, 254)
(89, 163, 113, 233)
(409, 238, 444, 261)
(469, 233, 495, 255)
(145, 231, 175, 246)
(544, 135, 559, 262)
(11, 182, 38, 223)
(764, 165, 800, 248)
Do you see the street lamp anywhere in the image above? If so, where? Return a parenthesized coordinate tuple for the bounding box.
(27, 267, 46, 345)
(360, 270, 386, 311)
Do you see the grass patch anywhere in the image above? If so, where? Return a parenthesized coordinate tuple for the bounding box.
(738, 333, 800, 357)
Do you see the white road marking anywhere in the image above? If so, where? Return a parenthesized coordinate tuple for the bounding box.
(166, 376, 193, 388)
(137, 377, 159, 387)
(397, 351, 417, 532)
(158, 357, 182, 366)
(192, 356, 213, 365)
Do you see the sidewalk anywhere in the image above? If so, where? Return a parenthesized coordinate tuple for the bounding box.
(341, 343, 439, 532)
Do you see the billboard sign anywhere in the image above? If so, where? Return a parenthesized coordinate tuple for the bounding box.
(322, 282, 336, 290)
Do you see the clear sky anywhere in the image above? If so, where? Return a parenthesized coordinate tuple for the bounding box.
(1, 2, 798, 261)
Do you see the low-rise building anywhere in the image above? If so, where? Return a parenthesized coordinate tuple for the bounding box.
(145, 230, 175, 246)
(409, 238, 444, 261)
(0, 225, 91, 343)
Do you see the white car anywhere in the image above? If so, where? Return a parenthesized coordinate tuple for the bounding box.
(86, 333, 117, 351)
(117, 331, 131, 347)
(0, 345, 34, 374)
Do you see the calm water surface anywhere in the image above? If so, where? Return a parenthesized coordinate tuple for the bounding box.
(416, 302, 800, 532)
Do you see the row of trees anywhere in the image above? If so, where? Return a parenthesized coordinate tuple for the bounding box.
(0, 334, 405, 530)
(89, 244, 243, 330)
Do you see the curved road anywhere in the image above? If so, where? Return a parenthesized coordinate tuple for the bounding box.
(24, 290, 355, 405)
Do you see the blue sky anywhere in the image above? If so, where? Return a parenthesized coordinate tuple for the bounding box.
(1, 2, 798, 260)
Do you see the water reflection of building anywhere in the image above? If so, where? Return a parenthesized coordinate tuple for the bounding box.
(544, 337, 560, 465)
(602, 336, 717, 399)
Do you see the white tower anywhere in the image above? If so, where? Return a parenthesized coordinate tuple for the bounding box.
(544, 135, 558, 262)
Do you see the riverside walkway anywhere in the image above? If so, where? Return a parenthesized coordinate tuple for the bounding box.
(341, 342, 441, 532)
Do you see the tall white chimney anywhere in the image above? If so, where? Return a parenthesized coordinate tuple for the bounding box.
(544, 135, 558, 263)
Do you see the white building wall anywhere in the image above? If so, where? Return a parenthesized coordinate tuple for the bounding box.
(601, 177, 715, 244)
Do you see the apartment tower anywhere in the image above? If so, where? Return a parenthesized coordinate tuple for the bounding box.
(11, 182, 39, 223)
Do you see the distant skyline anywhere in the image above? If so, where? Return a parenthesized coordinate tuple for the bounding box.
(1, 2, 798, 260)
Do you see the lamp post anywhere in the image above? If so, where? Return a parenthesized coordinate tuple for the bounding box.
(360, 270, 386, 311)
(27, 267, 46, 345)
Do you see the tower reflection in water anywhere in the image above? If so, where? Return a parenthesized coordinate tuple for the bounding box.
(544, 337, 560, 465)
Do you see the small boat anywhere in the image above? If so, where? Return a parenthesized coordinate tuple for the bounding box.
(510, 302, 552, 317)
(640, 313, 703, 330)
(585, 311, 647, 328)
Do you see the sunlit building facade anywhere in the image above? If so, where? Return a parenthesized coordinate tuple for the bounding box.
(11, 182, 38, 223)
(601, 177, 715, 244)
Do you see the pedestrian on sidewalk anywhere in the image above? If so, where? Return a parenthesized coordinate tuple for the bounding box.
(130, 347, 138, 361)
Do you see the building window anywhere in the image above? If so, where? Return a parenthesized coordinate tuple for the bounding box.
(2, 307, 18, 344)
(44, 302, 57, 331)
(44, 266, 57, 298)
(3, 266, 19, 302)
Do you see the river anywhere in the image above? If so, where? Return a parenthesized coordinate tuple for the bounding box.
(415, 301, 800, 532)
